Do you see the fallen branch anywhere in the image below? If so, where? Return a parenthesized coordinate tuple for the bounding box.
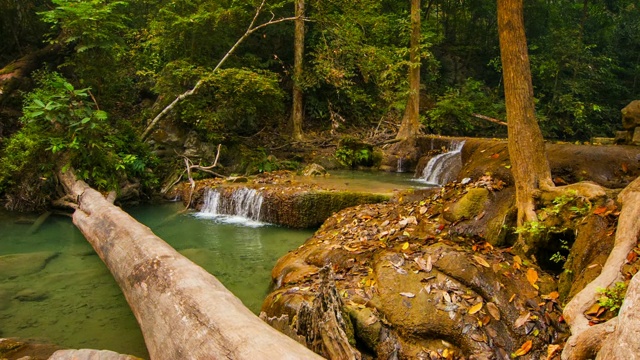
(562, 176, 640, 359)
(472, 113, 508, 126)
(56, 168, 323, 360)
(140, 1, 301, 141)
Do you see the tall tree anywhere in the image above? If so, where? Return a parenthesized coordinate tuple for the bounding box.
(496, 0, 554, 229)
(396, 0, 422, 139)
(291, 0, 305, 141)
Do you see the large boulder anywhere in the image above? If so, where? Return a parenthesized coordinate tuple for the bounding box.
(262, 181, 564, 359)
(622, 100, 640, 130)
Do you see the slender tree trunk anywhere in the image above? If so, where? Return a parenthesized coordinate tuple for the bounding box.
(396, 0, 421, 140)
(497, 0, 554, 231)
(291, 0, 305, 141)
(56, 170, 323, 360)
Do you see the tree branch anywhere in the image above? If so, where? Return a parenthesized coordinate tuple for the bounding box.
(140, 2, 300, 141)
(471, 113, 508, 126)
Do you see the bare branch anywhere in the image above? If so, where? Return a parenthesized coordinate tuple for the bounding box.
(471, 113, 508, 126)
(140, 2, 298, 141)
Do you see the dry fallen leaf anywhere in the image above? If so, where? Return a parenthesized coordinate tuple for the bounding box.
(514, 312, 531, 328)
(541, 291, 559, 301)
(526, 268, 539, 288)
(400, 292, 415, 298)
(509, 294, 516, 303)
(402, 242, 410, 250)
(546, 344, 562, 360)
(473, 255, 491, 268)
(585, 303, 602, 316)
(486, 302, 501, 320)
(512, 340, 533, 357)
(468, 302, 483, 315)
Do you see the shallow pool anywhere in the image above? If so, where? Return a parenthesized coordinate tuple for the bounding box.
(0, 203, 314, 358)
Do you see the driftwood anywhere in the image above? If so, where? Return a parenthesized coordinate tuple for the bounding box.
(562, 176, 640, 359)
(262, 267, 361, 360)
(296, 267, 361, 360)
(56, 168, 323, 360)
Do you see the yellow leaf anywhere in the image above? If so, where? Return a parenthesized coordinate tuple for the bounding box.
(468, 302, 483, 315)
(512, 340, 532, 357)
(542, 291, 559, 300)
(473, 255, 491, 268)
(402, 242, 410, 250)
(526, 268, 538, 286)
(514, 255, 522, 266)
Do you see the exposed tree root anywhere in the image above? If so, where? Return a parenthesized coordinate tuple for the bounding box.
(562, 176, 640, 359)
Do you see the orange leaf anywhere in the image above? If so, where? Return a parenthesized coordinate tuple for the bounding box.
(526, 268, 538, 287)
(622, 162, 629, 173)
(541, 291, 559, 301)
(490, 153, 500, 159)
(513, 340, 533, 357)
(593, 206, 608, 215)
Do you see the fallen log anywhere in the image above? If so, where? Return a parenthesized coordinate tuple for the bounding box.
(57, 169, 323, 360)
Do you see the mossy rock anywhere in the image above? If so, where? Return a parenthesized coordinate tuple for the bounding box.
(444, 188, 489, 222)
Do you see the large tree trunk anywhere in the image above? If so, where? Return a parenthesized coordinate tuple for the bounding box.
(291, 0, 305, 141)
(396, 0, 421, 140)
(57, 170, 323, 360)
(497, 0, 554, 252)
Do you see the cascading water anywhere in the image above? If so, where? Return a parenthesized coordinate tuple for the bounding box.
(397, 156, 404, 173)
(418, 140, 465, 186)
(199, 187, 265, 225)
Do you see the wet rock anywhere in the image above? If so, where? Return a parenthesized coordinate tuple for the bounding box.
(14, 289, 48, 302)
(621, 100, 640, 130)
(0, 251, 58, 279)
(0, 338, 60, 360)
(49, 349, 143, 360)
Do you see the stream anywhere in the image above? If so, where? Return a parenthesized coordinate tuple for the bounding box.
(0, 203, 313, 358)
(0, 170, 431, 358)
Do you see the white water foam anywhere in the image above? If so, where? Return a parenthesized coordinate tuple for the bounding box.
(196, 187, 267, 227)
(416, 140, 465, 186)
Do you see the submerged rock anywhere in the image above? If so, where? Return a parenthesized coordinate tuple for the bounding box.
(49, 349, 143, 360)
(0, 251, 58, 279)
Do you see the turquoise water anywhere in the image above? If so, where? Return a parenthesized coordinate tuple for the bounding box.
(0, 203, 314, 358)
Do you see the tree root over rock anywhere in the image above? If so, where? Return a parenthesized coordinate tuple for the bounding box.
(562, 176, 640, 359)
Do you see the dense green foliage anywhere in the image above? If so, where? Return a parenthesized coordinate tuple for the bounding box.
(0, 72, 157, 210)
(1, 0, 639, 209)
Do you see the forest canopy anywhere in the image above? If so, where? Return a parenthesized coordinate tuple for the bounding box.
(1, 0, 639, 210)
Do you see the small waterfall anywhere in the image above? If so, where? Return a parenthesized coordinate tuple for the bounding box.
(419, 140, 465, 186)
(199, 187, 264, 224)
(397, 157, 404, 173)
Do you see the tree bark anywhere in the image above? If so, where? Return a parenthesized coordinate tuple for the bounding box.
(497, 0, 554, 241)
(291, 0, 305, 141)
(0, 43, 63, 104)
(56, 169, 323, 360)
(396, 0, 421, 140)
